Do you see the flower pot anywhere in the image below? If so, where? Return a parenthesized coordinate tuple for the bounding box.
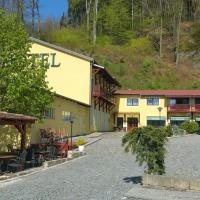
(78, 145, 85, 152)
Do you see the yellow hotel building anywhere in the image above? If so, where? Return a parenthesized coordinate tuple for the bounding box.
(29, 38, 120, 143)
(114, 90, 200, 131)
(10, 37, 199, 144)
(2, 38, 200, 148)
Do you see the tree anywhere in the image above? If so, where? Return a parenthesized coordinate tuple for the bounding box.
(159, 0, 163, 58)
(0, 10, 53, 119)
(93, 0, 98, 45)
(104, 0, 130, 44)
(122, 126, 167, 175)
(85, 0, 92, 35)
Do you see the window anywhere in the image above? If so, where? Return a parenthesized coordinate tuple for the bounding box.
(147, 116, 166, 127)
(127, 98, 139, 106)
(62, 111, 71, 121)
(147, 120, 165, 127)
(169, 99, 176, 105)
(44, 108, 55, 119)
(195, 98, 200, 104)
(147, 98, 159, 105)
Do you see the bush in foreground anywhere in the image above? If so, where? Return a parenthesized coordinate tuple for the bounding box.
(122, 126, 167, 175)
(180, 120, 199, 134)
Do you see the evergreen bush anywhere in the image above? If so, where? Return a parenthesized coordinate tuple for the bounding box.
(122, 126, 167, 175)
(180, 121, 199, 134)
(164, 124, 173, 137)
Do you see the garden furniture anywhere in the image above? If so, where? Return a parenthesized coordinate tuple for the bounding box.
(7, 150, 27, 172)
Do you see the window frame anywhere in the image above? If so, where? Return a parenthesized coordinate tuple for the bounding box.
(147, 97, 159, 106)
(44, 108, 55, 119)
(127, 98, 139, 106)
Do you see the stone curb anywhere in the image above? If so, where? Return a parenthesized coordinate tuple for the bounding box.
(85, 138, 102, 146)
(143, 174, 200, 191)
(0, 151, 86, 183)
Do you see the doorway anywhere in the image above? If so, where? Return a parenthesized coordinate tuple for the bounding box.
(127, 117, 138, 131)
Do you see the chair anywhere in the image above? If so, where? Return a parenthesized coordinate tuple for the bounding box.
(46, 146, 57, 160)
(40, 129, 49, 144)
(25, 148, 36, 168)
(7, 144, 19, 155)
(7, 144, 14, 152)
(7, 150, 27, 172)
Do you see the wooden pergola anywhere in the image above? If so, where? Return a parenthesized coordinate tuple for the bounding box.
(0, 111, 36, 150)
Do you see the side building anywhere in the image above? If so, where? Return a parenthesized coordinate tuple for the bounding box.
(29, 38, 120, 143)
(114, 90, 200, 131)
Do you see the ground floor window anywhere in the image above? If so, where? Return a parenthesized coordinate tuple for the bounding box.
(170, 116, 191, 126)
(147, 120, 165, 127)
(147, 116, 166, 127)
(170, 120, 184, 126)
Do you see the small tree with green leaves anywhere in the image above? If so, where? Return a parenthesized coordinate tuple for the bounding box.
(122, 126, 168, 175)
(0, 10, 53, 119)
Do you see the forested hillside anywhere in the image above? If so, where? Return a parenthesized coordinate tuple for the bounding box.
(1, 0, 200, 89)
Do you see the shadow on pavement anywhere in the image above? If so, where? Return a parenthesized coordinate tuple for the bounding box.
(123, 176, 142, 185)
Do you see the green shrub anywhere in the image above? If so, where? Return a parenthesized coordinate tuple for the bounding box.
(122, 126, 167, 175)
(128, 37, 152, 54)
(164, 124, 173, 137)
(171, 125, 185, 135)
(180, 120, 199, 134)
(76, 138, 85, 146)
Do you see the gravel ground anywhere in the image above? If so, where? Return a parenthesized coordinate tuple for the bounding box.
(1, 133, 200, 200)
(165, 134, 200, 179)
(0, 132, 143, 200)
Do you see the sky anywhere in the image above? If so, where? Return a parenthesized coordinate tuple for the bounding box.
(39, 0, 68, 20)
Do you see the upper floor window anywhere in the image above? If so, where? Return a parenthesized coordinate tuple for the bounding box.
(127, 98, 139, 106)
(44, 108, 55, 119)
(147, 97, 159, 105)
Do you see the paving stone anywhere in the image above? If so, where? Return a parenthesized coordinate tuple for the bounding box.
(1, 133, 200, 200)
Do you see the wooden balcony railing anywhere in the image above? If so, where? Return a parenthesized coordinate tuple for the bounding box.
(191, 104, 200, 112)
(92, 85, 104, 97)
(168, 104, 191, 112)
(92, 85, 115, 104)
(168, 104, 200, 112)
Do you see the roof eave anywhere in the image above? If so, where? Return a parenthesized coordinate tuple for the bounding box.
(29, 37, 94, 62)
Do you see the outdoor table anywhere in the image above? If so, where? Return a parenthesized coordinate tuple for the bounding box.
(0, 155, 18, 172)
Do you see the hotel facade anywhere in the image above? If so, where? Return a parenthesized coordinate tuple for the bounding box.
(29, 38, 120, 143)
(114, 90, 200, 131)
(27, 38, 200, 143)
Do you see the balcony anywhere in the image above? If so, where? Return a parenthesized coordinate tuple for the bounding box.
(168, 104, 191, 112)
(191, 104, 200, 112)
(92, 85, 104, 97)
(92, 85, 115, 105)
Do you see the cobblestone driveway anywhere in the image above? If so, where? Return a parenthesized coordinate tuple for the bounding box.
(0, 132, 143, 200)
(1, 133, 200, 200)
(166, 134, 200, 178)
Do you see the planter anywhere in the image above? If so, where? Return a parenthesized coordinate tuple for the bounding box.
(78, 145, 85, 152)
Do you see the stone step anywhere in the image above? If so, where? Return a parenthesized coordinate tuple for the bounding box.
(123, 186, 200, 200)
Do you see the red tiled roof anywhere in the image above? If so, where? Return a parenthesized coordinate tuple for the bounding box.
(114, 90, 200, 97)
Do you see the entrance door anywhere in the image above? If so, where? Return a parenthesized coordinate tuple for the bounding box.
(127, 117, 138, 131)
(117, 117, 123, 129)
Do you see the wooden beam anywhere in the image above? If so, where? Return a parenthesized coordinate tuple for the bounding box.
(21, 124, 26, 150)
(14, 124, 26, 150)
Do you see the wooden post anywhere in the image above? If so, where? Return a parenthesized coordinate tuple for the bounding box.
(21, 124, 26, 150)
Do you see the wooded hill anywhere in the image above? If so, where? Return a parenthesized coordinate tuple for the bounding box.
(1, 0, 200, 89)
